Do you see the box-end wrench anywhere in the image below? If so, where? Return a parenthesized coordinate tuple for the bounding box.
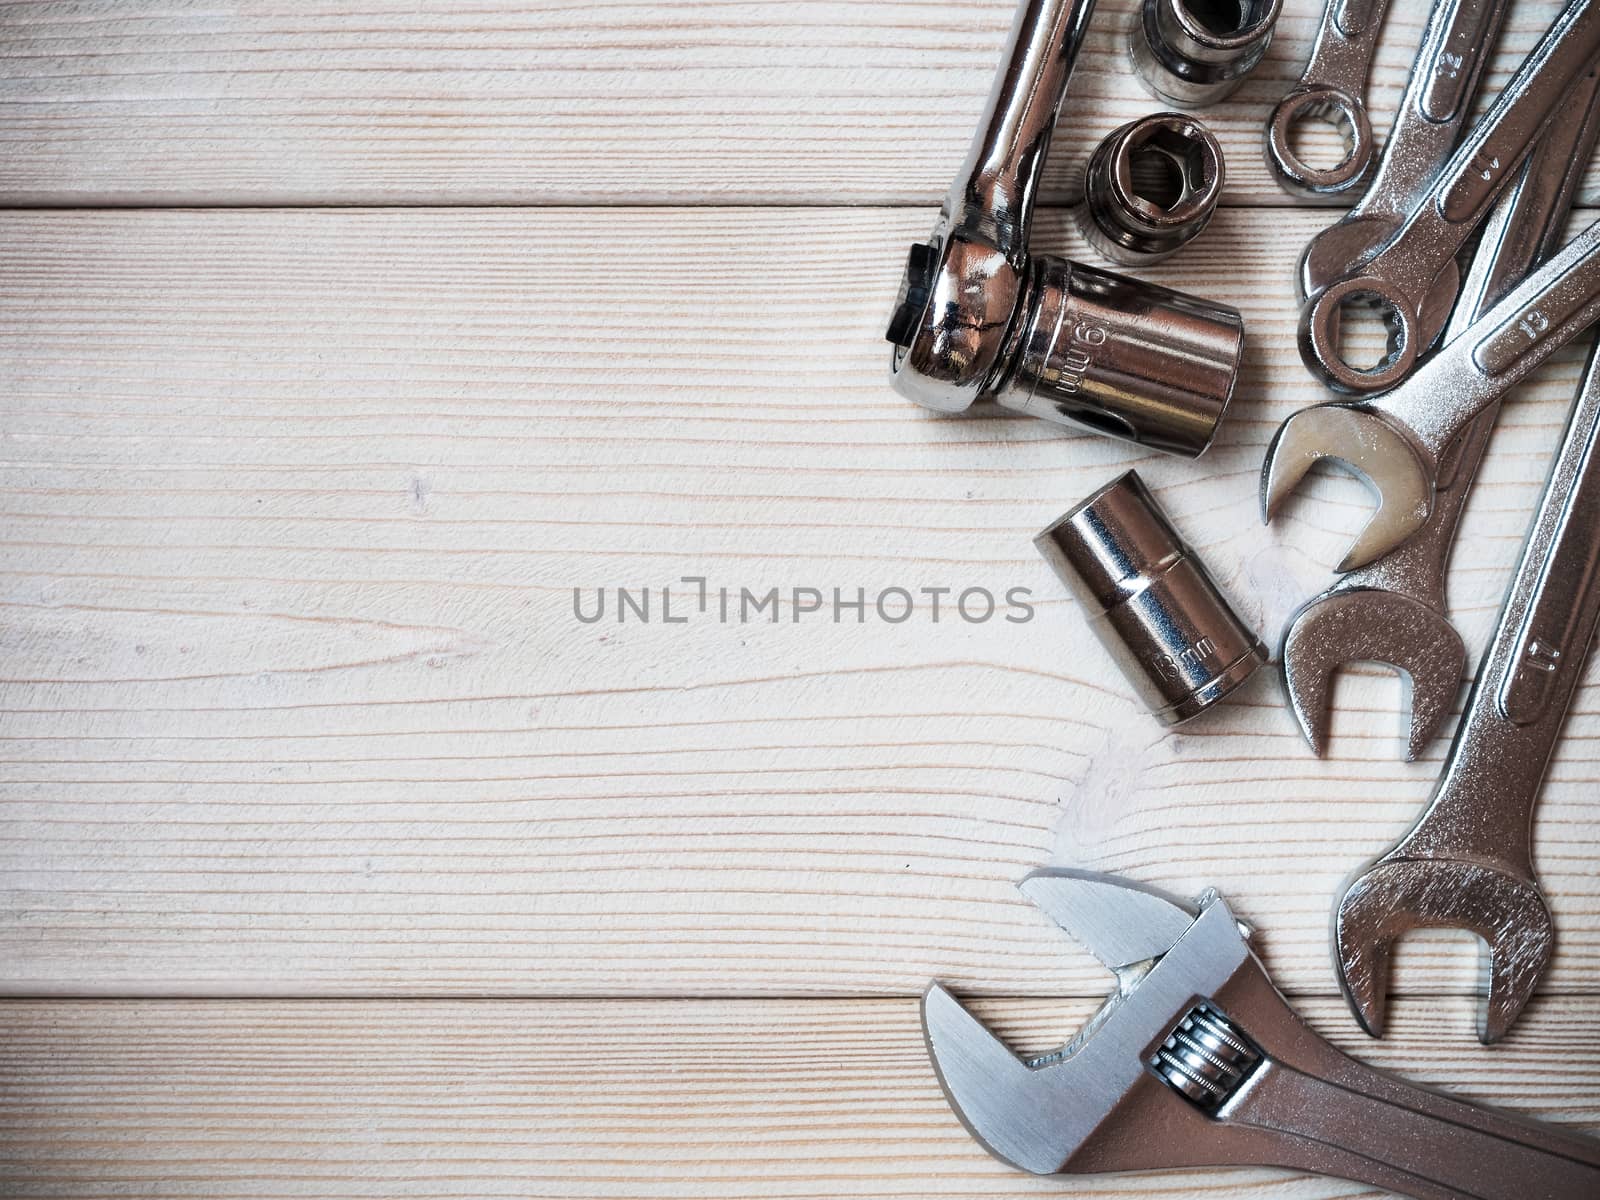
(1279, 65, 1600, 760)
(1296, 0, 1511, 299)
(1299, 0, 1600, 395)
(1265, 0, 1392, 198)
(1335, 332, 1600, 1044)
(924, 870, 1600, 1199)
(1263, 211, 1600, 572)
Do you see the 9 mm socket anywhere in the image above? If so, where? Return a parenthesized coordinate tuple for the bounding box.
(1075, 113, 1224, 266)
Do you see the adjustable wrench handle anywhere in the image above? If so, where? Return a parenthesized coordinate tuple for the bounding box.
(945, 0, 1097, 254)
(1395, 337, 1600, 870)
(1229, 1043, 1600, 1200)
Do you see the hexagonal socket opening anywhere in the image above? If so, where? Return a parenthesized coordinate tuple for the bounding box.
(1127, 126, 1216, 219)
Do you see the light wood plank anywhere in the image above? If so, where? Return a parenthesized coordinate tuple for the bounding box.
(1, 996, 1596, 1198)
(0, 0, 1592, 206)
(2, 206, 1598, 998)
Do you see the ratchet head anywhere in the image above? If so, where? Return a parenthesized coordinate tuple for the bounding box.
(1260, 404, 1434, 572)
(1280, 588, 1466, 760)
(923, 870, 1255, 1175)
(1335, 858, 1554, 1044)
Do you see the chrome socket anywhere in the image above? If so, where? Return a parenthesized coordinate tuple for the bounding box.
(1075, 113, 1224, 265)
(1131, 0, 1282, 108)
(1036, 471, 1266, 725)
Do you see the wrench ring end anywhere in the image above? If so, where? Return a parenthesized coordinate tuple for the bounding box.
(1300, 275, 1418, 395)
(1266, 86, 1374, 196)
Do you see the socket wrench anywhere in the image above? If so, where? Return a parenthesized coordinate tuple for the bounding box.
(887, 0, 1245, 457)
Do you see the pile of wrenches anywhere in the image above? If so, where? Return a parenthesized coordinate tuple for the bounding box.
(880, 1, 1600, 1197)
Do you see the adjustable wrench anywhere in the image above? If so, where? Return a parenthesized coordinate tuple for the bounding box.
(1334, 333, 1600, 1045)
(1263, 210, 1600, 572)
(1299, 0, 1600, 395)
(1265, 0, 1393, 197)
(1279, 66, 1600, 760)
(1296, 0, 1511, 297)
(925, 870, 1600, 1199)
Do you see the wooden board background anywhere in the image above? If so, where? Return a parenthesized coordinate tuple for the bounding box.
(1, 2, 1597, 1196)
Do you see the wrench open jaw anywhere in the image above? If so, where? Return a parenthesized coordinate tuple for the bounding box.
(1280, 588, 1465, 760)
(1259, 404, 1432, 573)
(1335, 857, 1553, 1046)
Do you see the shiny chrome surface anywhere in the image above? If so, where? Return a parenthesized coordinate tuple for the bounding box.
(1277, 68, 1600, 759)
(1075, 112, 1224, 264)
(887, 0, 1246, 456)
(1298, 0, 1600, 394)
(1264, 213, 1600, 570)
(1297, 0, 1512, 295)
(1130, 0, 1282, 108)
(924, 870, 1600, 1196)
(1264, 0, 1391, 197)
(1335, 333, 1600, 1045)
(1036, 471, 1265, 724)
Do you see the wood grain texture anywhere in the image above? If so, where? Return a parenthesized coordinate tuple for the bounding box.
(4, 205, 1599, 999)
(1, 996, 1597, 1198)
(2, 0, 1596, 206)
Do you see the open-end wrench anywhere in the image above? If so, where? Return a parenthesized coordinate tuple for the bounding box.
(925, 869, 1600, 1198)
(1335, 334, 1600, 1045)
(1296, 0, 1512, 298)
(1265, 0, 1393, 197)
(1299, 0, 1600, 395)
(1279, 66, 1600, 760)
(1263, 211, 1600, 572)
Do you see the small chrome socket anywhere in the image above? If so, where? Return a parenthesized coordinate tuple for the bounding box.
(1131, 0, 1282, 108)
(1076, 113, 1224, 265)
(1036, 471, 1266, 725)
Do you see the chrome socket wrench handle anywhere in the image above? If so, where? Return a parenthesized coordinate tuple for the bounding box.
(1336, 334, 1600, 1044)
(1299, 0, 1600, 394)
(1131, 0, 1282, 108)
(1265, 0, 1391, 197)
(887, 0, 1245, 458)
(1075, 113, 1224, 265)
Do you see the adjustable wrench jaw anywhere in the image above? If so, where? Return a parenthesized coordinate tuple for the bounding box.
(1335, 856, 1553, 1045)
(923, 871, 1278, 1175)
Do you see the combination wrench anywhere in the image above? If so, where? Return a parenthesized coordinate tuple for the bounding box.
(1296, 0, 1512, 298)
(1266, 0, 1393, 197)
(1334, 335, 1600, 1045)
(1279, 66, 1600, 759)
(1299, 0, 1600, 395)
(1263, 210, 1600, 573)
(925, 870, 1600, 1199)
